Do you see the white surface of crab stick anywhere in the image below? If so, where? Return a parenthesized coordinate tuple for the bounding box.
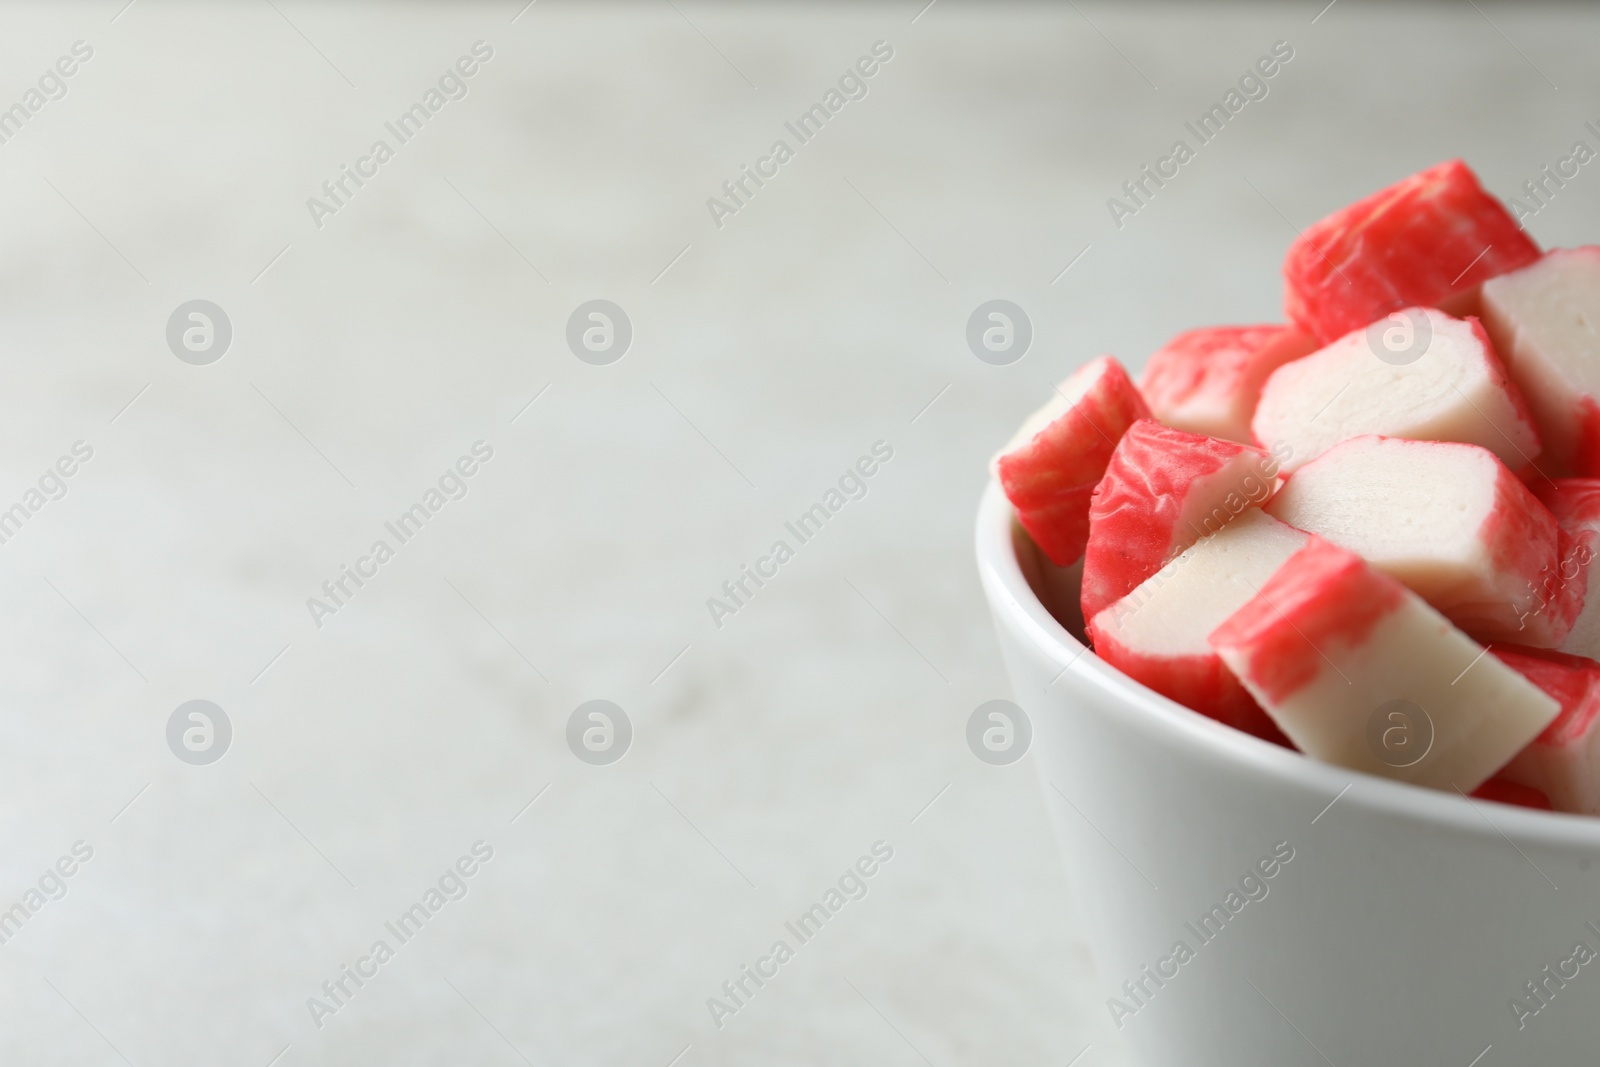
(1265, 435, 1574, 646)
(1209, 537, 1559, 792)
(1482, 247, 1600, 477)
(1252, 306, 1540, 474)
(1088, 508, 1305, 743)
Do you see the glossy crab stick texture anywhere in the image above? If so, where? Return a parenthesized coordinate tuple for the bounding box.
(1087, 509, 1306, 743)
(1265, 436, 1575, 646)
(1138, 325, 1317, 444)
(1252, 307, 1540, 474)
(1209, 538, 1559, 792)
(1491, 645, 1600, 815)
(1530, 479, 1600, 659)
(1482, 248, 1600, 476)
(1283, 159, 1541, 344)
(993, 356, 1150, 566)
(1080, 420, 1287, 622)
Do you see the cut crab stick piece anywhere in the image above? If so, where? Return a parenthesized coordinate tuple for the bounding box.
(993, 356, 1150, 566)
(1080, 420, 1287, 622)
(1087, 508, 1305, 743)
(1481, 247, 1600, 476)
(1138, 325, 1317, 444)
(1530, 479, 1600, 659)
(1491, 645, 1600, 815)
(1252, 307, 1541, 473)
(1284, 159, 1541, 344)
(1209, 538, 1559, 793)
(1266, 436, 1575, 646)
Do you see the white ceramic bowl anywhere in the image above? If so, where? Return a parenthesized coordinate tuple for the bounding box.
(975, 481, 1600, 1066)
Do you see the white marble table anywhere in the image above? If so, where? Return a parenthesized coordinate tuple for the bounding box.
(0, 2, 1594, 1063)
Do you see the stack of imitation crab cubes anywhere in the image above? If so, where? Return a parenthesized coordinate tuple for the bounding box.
(996, 159, 1600, 813)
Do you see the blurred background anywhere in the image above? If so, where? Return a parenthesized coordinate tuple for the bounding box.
(0, 2, 1594, 1063)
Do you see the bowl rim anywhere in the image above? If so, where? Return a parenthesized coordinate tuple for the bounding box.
(975, 478, 1600, 849)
